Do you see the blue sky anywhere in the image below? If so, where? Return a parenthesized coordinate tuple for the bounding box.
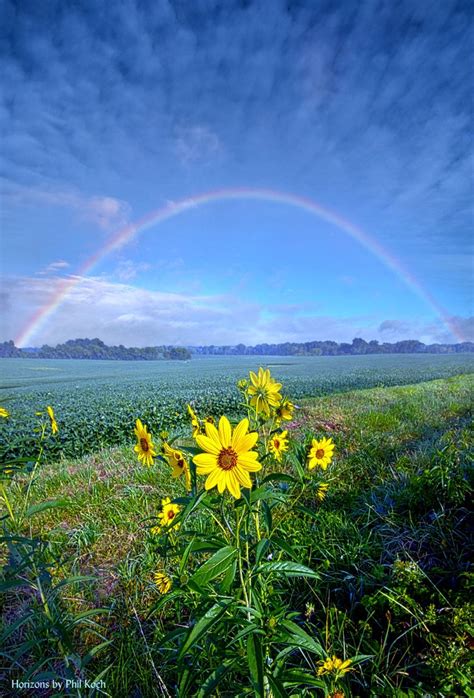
(1, 0, 472, 346)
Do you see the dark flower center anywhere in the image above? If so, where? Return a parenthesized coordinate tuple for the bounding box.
(315, 449, 325, 459)
(140, 438, 149, 452)
(274, 439, 280, 449)
(218, 447, 238, 470)
(167, 510, 175, 520)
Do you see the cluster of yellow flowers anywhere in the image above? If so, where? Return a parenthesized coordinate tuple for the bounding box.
(317, 655, 353, 677)
(133, 367, 335, 502)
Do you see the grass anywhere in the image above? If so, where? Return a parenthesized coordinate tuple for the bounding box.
(1, 373, 472, 696)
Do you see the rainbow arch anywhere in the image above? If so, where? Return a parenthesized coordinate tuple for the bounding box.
(15, 187, 464, 346)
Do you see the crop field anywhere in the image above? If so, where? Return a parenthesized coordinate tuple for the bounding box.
(1, 353, 473, 461)
(0, 357, 473, 697)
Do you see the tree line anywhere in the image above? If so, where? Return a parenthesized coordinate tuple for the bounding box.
(0, 338, 191, 360)
(1, 337, 472, 360)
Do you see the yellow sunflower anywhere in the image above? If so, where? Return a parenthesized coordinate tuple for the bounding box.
(317, 655, 353, 677)
(46, 405, 59, 435)
(134, 419, 157, 466)
(308, 437, 335, 471)
(157, 497, 181, 530)
(162, 442, 191, 491)
(0, 407, 10, 419)
(247, 368, 282, 418)
(193, 416, 261, 499)
(316, 482, 329, 501)
(268, 430, 289, 462)
(154, 571, 172, 594)
(275, 399, 295, 424)
(187, 404, 201, 437)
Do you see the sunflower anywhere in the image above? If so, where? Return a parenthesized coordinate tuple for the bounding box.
(0, 407, 10, 419)
(134, 419, 157, 466)
(317, 655, 353, 677)
(193, 416, 261, 499)
(275, 399, 295, 424)
(162, 443, 191, 491)
(187, 404, 201, 437)
(154, 571, 172, 594)
(316, 482, 329, 501)
(268, 431, 289, 462)
(157, 497, 181, 530)
(46, 406, 59, 435)
(308, 437, 335, 470)
(247, 368, 282, 418)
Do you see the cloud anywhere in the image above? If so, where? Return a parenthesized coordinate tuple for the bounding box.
(37, 260, 70, 276)
(3, 182, 131, 231)
(174, 124, 223, 166)
(3, 275, 469, 348)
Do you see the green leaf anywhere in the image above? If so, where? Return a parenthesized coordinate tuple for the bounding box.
(146, 589, 185, 619)
(261, 501, 272, 533)
(267, 674, 288, 698)
(197, 658, 237, 697)
(178, 599, 233, 660)
(256, 561, 319, 579)
(188, 546, 238, 591)
(280, 668, 326, 688)
(279, 620, 323, 656)
(271, 536, 300, 561)
(24, 499, 67, 518)
(220, 559, 237, 593)
(260, 473, 298, 486)
(255, 538, 270, 565)
(247, 632, 265, 697)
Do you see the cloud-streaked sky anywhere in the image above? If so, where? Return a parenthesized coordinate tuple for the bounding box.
(1, 0, 472, 346)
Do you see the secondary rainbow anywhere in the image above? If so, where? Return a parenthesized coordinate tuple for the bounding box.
(15, 187, 465, 346)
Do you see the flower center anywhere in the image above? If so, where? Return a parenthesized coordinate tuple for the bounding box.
(315, 448, 325, 458)
(177, 458, 184, 469)
(274, 439, 280, 449)
(218, 447, 238, 471)
(140, 438, 149, 452)
(167, 510, 175, 520)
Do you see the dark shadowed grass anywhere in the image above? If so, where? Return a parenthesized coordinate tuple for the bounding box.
(1, 374, 472, 696)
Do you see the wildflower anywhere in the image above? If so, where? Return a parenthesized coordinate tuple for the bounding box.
(162, 443, 191, 491)
(247, 368, 282, 418)
(150, 525, 162, 536)
(134, 419, 157, 466)
(275, 398, 295, 424)
(193, 416, 261, 499)
(0, 407, 10, 419)
(316, 482, 329, 501)
(46, 406, 59, 435)
(154, 571, 172, 594)
(204, 416, 215, 426)
(269, 431, 289, 462)
(237, 378, 248, 391)
(157, 497, 181, 530)
(187, 404, 201, 437)
(317, 656, 353, 677)
(308, 437, 335, 470)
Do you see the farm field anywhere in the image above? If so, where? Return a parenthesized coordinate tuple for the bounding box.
(0, 360, 473, 697)
(1, 353, 473, 462)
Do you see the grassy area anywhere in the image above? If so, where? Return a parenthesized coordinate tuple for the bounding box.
(1, 374, 473, 696)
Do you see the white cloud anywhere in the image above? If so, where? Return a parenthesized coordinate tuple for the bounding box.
(37, 260, 70, 276)
(4, 275, 470, 348)
(174, 124, 223, 166)
(2, 183, 131, 231)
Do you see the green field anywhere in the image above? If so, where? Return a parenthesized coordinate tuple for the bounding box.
(0, 358, 473, 696)
(1, 354, 473, 461)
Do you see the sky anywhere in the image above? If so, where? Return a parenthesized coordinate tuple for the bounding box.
(1, 0, 472, 347)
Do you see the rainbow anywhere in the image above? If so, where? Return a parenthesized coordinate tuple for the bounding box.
(15, 187, 465, 346)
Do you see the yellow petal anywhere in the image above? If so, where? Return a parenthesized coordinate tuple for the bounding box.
(193, 453, 218, 473)
(195, 433, 221, 455)
(235, 466, 252, 489)
(226, 471, 241, 498)
(205, 468, 222, 491)
(218, 416, 231, 448)
(237, 454, 262, 471)
(204, 420, 221, 447)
